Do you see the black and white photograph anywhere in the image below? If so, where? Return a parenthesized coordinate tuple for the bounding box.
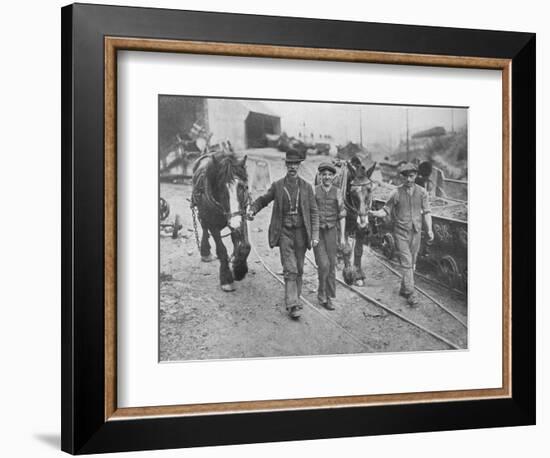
(159, 95, 469, 361)
(0, 0, 543, 456)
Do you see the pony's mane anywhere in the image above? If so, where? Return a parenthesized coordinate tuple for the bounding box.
(207, 152, 248, 189)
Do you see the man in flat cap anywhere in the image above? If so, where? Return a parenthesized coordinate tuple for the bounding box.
(314, 162, 346, 310)
(247, 149, 319, 319)
(369, 162, 434, 306)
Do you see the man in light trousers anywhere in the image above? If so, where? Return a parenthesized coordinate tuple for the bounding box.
(369, 162, 434, 306)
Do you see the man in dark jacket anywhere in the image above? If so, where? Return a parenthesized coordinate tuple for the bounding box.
(248, 149, 319, 319)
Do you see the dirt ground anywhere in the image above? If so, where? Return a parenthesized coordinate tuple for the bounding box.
(159, 149, 467, 361)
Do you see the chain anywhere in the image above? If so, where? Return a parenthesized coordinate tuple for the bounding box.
(190, 204, 201, 252)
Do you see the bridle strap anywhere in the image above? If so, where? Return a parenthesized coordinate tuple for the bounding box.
(346, 179, 374, 217)
(224, 190, 251, 232)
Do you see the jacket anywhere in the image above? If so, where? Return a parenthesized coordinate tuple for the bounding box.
(251, 176, 319, 249)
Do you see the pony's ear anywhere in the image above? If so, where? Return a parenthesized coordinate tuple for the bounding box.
(241, 155, 247, 166)
(366, 162, 377, 179)
(350, 155, 362, 168)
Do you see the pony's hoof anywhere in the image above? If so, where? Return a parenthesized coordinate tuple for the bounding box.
(221, 283, 236, 292)
(232, 262, 248, 281)
(342, 266, 355, 285)
(201, 254, 215, 263)
(354, 279, 364, 287)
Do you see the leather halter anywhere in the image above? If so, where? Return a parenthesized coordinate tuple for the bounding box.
(346, 178, 374, 217)
(221, 183, 251, 225)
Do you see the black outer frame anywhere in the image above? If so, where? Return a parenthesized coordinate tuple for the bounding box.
(61, 3, 535, 454)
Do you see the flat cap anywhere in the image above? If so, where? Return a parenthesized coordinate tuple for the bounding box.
(399, 162, 419, 175)
(318, 162, 336, 174)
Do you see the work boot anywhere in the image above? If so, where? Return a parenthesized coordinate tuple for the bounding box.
(324, 298, 335, 311)
(289, 305, 302, 319)
(284, 278, 299, 311)
(407, 293, 419, 307)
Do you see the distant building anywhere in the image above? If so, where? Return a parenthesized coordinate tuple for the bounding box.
(411, 126, 447, 139)
(159, 96, 281, 158)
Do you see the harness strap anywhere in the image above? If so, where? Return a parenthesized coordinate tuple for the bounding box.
(283, 185, 300, 215)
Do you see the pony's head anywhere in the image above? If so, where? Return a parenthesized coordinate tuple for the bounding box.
(209, 153, 249, 231)
(348, 157, 377, 230)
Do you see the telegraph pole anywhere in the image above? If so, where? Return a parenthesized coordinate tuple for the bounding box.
(359, 108, 363, 147)
(451, 109, 455, 133)
(406, 108, 410, 161)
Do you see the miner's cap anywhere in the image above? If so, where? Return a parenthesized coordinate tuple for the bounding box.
(318, 162, 336, 174)
(399, 162, 419, 175)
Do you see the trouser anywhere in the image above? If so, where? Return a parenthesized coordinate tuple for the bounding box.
(314, 226, 337, 303)
(279, 226, 307, 309)
(394, 227, 421, 296)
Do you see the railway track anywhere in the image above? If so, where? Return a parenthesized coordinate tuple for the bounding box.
(303, 252, 465, 349)
(249, 233, 463, 351)
(365, 246, 467, 325)
(249, 241, 373, 351)
(247, 156, 466, 352)
(370, 248, 466, 298)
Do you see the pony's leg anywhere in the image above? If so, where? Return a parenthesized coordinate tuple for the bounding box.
(231, 230, 250, 282)
(211, 229, 235, 291)
(230, 232, 237, 261)
(200, 222, 215, 262)
(341, 233, 356, 286)
(354, 230, 366, 286)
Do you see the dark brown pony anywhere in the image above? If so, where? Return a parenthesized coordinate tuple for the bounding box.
(192, 152, 251, 292)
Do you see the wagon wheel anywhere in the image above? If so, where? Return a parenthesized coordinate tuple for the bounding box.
(457, 227, 468, 248)
(160, 197, 170, 221)
(171, 214, 182, 239)
(381, 233, 395, 260)
(438, 255, 460, 289)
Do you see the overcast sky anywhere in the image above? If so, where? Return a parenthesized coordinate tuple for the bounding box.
(261, 100, 467, 146)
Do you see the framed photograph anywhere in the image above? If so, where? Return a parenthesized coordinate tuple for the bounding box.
(61, 3, 535, 454)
